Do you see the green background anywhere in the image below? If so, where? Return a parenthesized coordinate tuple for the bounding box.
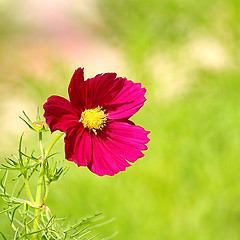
(1, 0, 240, 239)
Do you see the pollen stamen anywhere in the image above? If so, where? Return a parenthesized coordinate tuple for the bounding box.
(80, 106, 107, 135)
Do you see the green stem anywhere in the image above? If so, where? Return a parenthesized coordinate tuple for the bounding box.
(24, 177, 35, 205)
(42, 181, 50, 206)
(31, 132, 64, 238)
(45, 132, 64, 158)
(39, 132, 44, 157)
(32, 162, 44, 239)
(32, 132, 45, 239)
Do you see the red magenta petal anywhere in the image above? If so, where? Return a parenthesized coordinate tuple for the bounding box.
(87, 120, 150, 176)
(103, 120, 150, 160)
(88, 135, 131, 176)
(43, 96, 80, 132)
(65, 127, 92, 166)
(105, 79, 147, 119)
(71, 72, 120, 109)
(68, 67, 85, 110)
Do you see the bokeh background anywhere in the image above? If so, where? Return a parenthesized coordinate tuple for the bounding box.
(1, 0, 240, 239)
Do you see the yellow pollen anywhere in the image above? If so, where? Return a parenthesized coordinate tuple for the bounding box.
(80, 107, 107, 135)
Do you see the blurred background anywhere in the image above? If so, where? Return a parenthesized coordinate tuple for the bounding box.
(1, 0, 240, 239)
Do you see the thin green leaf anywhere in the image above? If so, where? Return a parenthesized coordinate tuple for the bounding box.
(7, 196, 27, 204)
(102, 231, 119, 240)
(0, 163, 39, 171)
(88, 218, 115, 230)
(45, 216, 56, 229)
(11, 154, 19, 161)
(16, 163, 39, 198)
(88, 232, 100, 240)
(78, 230, 91, 239)
(0, 170, 8, 190)
(11, 174, 23, 182)
(11, 179, 20, 200)
(64, 213, 102, 233)
(20, 224, 51, 238)
(19, 151, 38, 161)
(8, 213, 23, 231)
(23, 203, 28, 235)
(13, 227, 19, 240)
(0, 166, 17, 170)
(44, 152, 60, 161)
(18, 133, 24, 166)
(5, 158, 18, 166)
(22, 111, 33, 125)
(0, 203, 23, 215)
(15, 183, 25, 199)
(36, 107, 41, 121)
(8, 214, 24, 228)
(10, 203, 22, 225)
(71, 225, 89, 238)
(0, 232, 7, 240)
(19, 116, 35, 130)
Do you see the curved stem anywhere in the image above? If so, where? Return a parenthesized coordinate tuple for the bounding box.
(42, 181, 50, 206)
(24, 177, 35, 205)
(45, 132, 64, 158)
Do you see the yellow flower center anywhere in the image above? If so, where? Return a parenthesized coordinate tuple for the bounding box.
(80, 107, 107, 135)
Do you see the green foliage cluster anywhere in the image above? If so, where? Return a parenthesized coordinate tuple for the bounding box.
(0, 115, 108, 239)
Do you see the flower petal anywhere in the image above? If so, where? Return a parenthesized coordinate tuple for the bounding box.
(43, 95, 80, 133)
(103, 120, 150, 161)
(65, 127, 92, 166)
(73, 72, 123, 109)
(68, 67, 85, 110)
(105, 79, 147, 119)
(68, 70, 146, 119)
(88, 134, 131, 176)
(87, 120, 150, 176)
(89, 74, 125, 108)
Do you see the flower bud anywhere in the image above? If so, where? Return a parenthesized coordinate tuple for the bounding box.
(20, 109, 49, 133)
(32, 121, 49, 132)
(45, 162, 68, 183)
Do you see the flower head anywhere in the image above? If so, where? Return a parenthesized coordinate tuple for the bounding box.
(43, 68, 150, 176)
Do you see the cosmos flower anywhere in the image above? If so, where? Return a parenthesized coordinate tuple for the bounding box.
(43, 68, 150, 176)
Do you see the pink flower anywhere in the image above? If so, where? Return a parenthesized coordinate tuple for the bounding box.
(43, 68, 150, 176)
